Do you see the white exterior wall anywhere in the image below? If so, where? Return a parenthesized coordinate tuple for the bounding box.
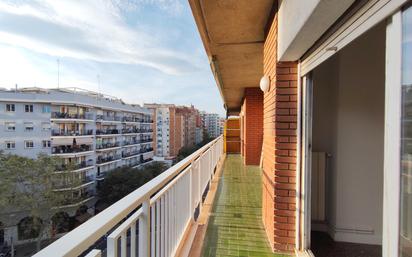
(0, 102, 51, 158)
(201, 112, 222, 139)
(155, 107, 170, 157)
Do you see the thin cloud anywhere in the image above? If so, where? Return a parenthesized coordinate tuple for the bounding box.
(0, 0, 197, 75)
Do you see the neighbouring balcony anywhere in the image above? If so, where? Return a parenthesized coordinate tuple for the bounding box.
(52, 145, 93, 155)
(121, 151, 141, 158)
(57, 191, 95, 208)
(96, 155, 122, 165)
(51, 112, 94, 121)
(96, 142, 121, 150)
(122, 128, 153, 134)
(123, 139, 140, 146)
(55, 161, 94, 173)
(34, 136, 224, 257)
(96, 115, 122, 122)
(52, 129, 94, 137)
(122, 116, 143, 123)
(53, 176, 94, 191)
(96, 129, 120, 135)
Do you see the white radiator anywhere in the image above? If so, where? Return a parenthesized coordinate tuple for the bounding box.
(311, 152, 326, 222)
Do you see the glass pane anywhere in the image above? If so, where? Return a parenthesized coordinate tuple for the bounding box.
(401, 5, 412, 257)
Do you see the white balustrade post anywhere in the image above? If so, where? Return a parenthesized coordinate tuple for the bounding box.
(139, 199, 151, 257)
(189, 163, 193, 220)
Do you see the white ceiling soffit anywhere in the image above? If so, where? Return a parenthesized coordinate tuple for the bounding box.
(277, 0, 356, 61)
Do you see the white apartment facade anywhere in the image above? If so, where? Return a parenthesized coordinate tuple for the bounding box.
(0, 87, 154, 245)
(153, 106, 171, 157)
(200, 112, 222, 139)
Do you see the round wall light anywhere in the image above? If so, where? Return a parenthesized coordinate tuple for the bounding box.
(260, 75, 270, 93)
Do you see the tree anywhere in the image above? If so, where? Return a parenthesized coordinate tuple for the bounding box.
(175, 136, 213, 162)
(0, 152, 81, 252)
(98, 162, 168, 206)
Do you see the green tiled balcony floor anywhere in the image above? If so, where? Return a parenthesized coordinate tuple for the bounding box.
(201, 155, 287, 257)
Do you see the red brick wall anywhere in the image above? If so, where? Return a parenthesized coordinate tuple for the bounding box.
(262, 12, 298, 253)
(242, 88, 263, 165)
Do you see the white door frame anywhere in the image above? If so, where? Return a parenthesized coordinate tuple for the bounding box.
(383, 10, 402, 257)
(297, 74, 313, 252)
(297, 8, 405, 256)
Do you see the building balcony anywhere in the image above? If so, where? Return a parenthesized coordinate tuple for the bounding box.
(56, 191, 95, 209)
(95, 142, 121, 151)
(96, 155, 122, 166)
(95, 129, 120, 137)
(96, 115, 122, 123)
(51, 112, 94, 122)
(121, 128, 153, 135)
(121, 151, 141, 159)
(51, 130, 94, 137)
(34, 136, 224, 257)
(55, 161, 94, 173)
(122, 140, 141, 147)
(53, 176, 95, 191)
(52, 145, 94, 157)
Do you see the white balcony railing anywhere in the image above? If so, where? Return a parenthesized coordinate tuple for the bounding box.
(34, 135, 224, 257)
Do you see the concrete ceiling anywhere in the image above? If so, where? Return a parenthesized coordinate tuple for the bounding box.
(189, 0, 275, 115)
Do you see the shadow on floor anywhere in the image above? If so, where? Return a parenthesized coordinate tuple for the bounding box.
(311, 231, 381, 257)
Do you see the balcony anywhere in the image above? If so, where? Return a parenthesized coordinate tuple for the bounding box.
(96, 129, 120, 137)
(55, 161, 94, 173)
(122, 140, 141, 147)
(96, 155, 122, 166)
(96, 142, 121, 151)
(34, 136, 224, 257)
(52, 145, 94, 157)
(57, 191, 95, 209)
(51, 112, 94, 122)
(121, 151, 141, 159)
(96, 115, 122, 123)
(51, 129, 94, 137)
(53, 176, 95, 191)
(121, 128, 153, 135)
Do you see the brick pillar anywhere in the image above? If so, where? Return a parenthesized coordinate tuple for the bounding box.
(242, 88, 263, 165)
(262, 12, 298, 253)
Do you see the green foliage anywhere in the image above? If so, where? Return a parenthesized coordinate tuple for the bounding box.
(176, 136, 214, 163)
(97, 162, 168, 206)
(0, 152, 81, 251)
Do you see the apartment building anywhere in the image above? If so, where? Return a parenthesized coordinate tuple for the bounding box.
(0, 87, 154, 244)
(145, 104, 178, 158)
(200, 112, 222, 139)
(176, 105, 199, 147)
(145, 104, 203, 159)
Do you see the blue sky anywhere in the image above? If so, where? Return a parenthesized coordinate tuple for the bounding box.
(0, 0, 225, 116)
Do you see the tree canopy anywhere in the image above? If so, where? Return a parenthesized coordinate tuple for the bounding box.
(97, 162, 169, 206)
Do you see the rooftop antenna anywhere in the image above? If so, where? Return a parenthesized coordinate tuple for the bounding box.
(57, 59, 60, 88)
(15, 84, 17, 92)
(97, 74, 101, 97)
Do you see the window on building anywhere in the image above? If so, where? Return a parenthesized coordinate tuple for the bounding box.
(24, 122, 34, 132)
(6, 104, 15, 112)
(5, 122, 15, 131)
(42, 140, 51, 148)
(41, 122, 51, 131)
(42, 105, 51, 113)
(25, 104, 33, 113)
(5, 141, 15, 150)
(24, 141, 34, 148)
